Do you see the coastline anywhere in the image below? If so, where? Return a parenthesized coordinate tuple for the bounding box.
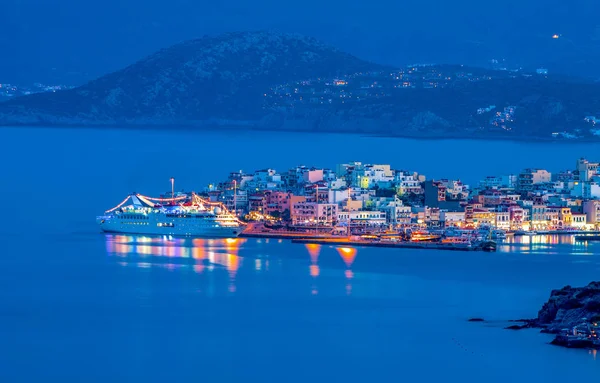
(2, 122, 600, 144)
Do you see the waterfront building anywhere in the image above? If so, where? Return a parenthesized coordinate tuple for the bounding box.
(384, 201, 412, 226)
(571, 213, 588, 229)
(248, 192, 268, 213)
(531, 204, 549, 230)
(494, 211, 511, 230)
(508, 205, 526, 230)
(264, 191, 292, 215)
(440, 211, 466, 228)
(472, 208, 495, 228)
(291, 202, 338, 226)
(207, 157, 600, 233)
(337, 210, 387, 228)
(583, 200, 600, 226)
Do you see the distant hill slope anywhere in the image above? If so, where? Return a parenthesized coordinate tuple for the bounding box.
(1, 31, 600, 141)
(0, 31, 382, 125)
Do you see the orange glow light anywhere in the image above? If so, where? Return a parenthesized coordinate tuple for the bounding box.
(336, 247, 357, 268)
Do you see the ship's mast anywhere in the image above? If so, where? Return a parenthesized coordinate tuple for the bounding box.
(233, 179, 237, 216)
(170, 177, 175, 202)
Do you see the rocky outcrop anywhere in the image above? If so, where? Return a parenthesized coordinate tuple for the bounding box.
(535, 282, 600, 333)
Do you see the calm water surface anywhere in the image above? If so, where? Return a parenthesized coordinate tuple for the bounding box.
(1, 127, 599, 382)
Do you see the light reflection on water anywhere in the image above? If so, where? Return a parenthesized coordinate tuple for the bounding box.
(104, 233, 600, 298)
(498, 234, 597, 254)
(104, 234, 360, 296)
(105, 235, 246, 292)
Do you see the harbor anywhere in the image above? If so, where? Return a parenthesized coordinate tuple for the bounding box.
(96, 156, 600, 258)
(290, 237, 497, 252)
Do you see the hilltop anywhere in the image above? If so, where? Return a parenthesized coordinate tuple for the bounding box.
(1, 31, 600, 141)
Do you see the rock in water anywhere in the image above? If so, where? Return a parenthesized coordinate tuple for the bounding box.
(535, 281, 600, 333)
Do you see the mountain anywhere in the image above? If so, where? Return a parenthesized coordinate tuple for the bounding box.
(2, 31, 600, 141)
(0, 31, 382, 125)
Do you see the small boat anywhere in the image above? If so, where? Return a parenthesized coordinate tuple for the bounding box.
(410, 230, 441, 242)
(515, 230, 537, 236)
(479, 240, 497, 252)
(492, 230, 507, 239)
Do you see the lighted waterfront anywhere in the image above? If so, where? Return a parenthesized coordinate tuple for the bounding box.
(2, 127, 600, 382)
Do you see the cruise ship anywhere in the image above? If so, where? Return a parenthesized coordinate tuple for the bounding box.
(96, 192, 244, 238)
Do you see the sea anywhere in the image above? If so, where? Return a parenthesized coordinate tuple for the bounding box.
(1, 127, 599, 382)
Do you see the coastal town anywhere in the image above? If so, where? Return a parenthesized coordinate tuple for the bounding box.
(263, 65, 600, 139)
(195, 157, 600, 240)
(0, 82, 75, 99)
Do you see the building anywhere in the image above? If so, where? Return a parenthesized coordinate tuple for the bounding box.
(440, 211, 465, 227)
(530, 204, 549, 230)
(381, 199, 412, 226)
(558, 207, 573, 227)
(576, 158, 599, 182)
(508, 205, 526, 230)
(423, 180, 462, 210)
(571, 213, 587, 229)
(424, 180, 446, 206)
(291, 202, 338, 225)
(248, 192, 267, 213)
(264, 191, 292, 215)
(571, 182, 600, 199)
(395, 171, 424, 195)
(583, 200, 600, 225)
(302, 168, 324, 184)
(472, 208, 495, 228)
(337, 210, 387, 228)
(517, 169, 551, 191)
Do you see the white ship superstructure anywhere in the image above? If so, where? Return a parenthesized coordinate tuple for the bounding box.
(97, 192, 244, 238)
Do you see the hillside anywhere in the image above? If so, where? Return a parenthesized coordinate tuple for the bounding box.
(0, 31, 382, 125)
(1, 31, 600, 141)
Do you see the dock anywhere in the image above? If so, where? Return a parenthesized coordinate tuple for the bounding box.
(239, 231, 333, 240)
(290, 237, 496, 252)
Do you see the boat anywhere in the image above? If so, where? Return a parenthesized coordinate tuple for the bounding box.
(492, 229, 507, 240)
(478, 240, 497, 252)
(96, 192, 244, 238)
(515, 230, 537, 236)
(409, 230, 441, 242)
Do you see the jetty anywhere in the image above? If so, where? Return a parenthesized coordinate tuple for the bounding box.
(290, 237, 496, 252)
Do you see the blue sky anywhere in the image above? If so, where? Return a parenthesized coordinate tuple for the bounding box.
(1, 0, 598, 84)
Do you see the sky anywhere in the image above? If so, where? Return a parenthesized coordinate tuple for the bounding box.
(1, 0, 599, 84)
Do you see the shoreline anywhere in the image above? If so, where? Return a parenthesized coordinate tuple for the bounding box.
(2, 123, 600, 144)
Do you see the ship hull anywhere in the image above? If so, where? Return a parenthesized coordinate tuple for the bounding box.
(97, 215, 242, 238)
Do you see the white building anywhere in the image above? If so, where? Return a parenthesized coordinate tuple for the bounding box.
(440, 211, 465, 227)
(291, 202, 338, 225)
(337, 210, 387, 227)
